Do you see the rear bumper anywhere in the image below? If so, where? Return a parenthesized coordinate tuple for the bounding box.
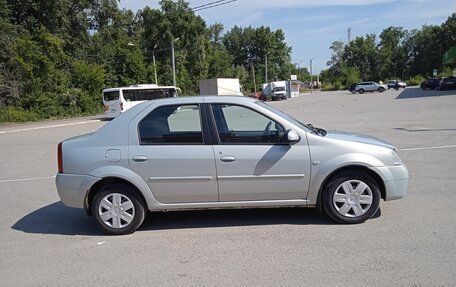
(105, 110, 121, 119)
(55, 173, 100, 208)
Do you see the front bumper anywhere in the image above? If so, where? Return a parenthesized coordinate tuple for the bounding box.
(55, 173, 100, 208)
(370, 165, 409, 201)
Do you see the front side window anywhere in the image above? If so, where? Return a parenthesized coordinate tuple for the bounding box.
(211, 104, 285, 144)
(139, 104, 203, 144)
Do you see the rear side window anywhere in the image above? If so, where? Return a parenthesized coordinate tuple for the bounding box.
(139, 104, 203, 145)
(103, 91, 119, 101)
(123, 89, 176, 102)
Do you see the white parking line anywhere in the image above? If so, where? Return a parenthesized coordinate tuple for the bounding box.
(0, 120, 101, 134)
(0, 176, 56, 184)
(399, 144, 456, 151)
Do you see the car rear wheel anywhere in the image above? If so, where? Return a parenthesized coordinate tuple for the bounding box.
(358, 89, 365, 94)
(378, 87, 385, 93)
(351, 90, 356, 94)
(91, 184, 146, 235)
(323, 171, 380, 224)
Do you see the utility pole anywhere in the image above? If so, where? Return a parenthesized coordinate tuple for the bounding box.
(310, 58, 314, 94)
(251, 60, 257, 93)
(152, 44, 158, 85)
(265, 52, 270, 84)
(171, 38, 180, 87)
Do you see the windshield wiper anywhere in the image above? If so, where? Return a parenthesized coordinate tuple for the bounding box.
(306, 123, 327, 137)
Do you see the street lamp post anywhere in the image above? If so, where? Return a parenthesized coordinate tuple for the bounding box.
(251, 60, 257, 93)
(152, 44, 158, 85)
(171, 37, 180, 87)
(310, 58, 315, 94)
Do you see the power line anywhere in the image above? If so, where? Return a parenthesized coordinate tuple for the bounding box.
(191, 0, 232, 10)
(191, 0, 238, 12)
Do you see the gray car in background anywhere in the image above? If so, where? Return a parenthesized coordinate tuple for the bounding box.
(56, 96, 409, 235)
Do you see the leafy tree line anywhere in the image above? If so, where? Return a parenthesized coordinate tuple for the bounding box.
(321, 13, 456, 90)
(0, 0, 305, 123)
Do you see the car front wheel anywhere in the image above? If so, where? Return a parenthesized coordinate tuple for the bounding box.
(323, 171, 380, 224)
(378, 87, 385, 93)
(91, 184, 146, 235)
(358, 89, 365, 94)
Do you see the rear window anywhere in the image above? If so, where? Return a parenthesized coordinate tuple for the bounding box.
(103, 91, 120, 101)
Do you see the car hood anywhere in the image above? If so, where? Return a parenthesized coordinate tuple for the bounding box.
(324, 130, 395, 150)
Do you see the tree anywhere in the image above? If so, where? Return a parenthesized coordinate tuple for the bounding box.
(223, 25, 292, 91)
(378, 27, 407, 80)
(140, 0, 210, 94)
(406, 25, 443, 77)
(344, 34, 379, 81)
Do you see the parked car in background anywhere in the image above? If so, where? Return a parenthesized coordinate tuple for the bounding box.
(248, 92, 267, 101)
(355, 82, 387, 94)
(56, 96, 408, 235)
(387, 80, 407, 89)
(420, 78, 441, 90)
(348, 83, 358, 94)
(438, 76, 456, 90)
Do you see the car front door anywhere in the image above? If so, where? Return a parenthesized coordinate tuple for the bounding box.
(210, 104, 311, 202)
(129, 103, 218, 204)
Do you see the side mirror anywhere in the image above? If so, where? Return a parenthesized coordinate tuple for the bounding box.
(283, 129, 300, 145)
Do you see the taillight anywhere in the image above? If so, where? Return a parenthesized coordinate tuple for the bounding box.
(104, 105, 108, 112)
(58, 142, 63, 173)
(120, 102, 124, 111)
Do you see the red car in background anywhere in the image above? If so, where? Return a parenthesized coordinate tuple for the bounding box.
(248, 92, 267, 101)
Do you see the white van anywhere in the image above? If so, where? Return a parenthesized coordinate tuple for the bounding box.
(102, 84, 180, 118)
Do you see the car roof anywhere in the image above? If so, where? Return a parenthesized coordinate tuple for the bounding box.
(142, 95, 257, 104)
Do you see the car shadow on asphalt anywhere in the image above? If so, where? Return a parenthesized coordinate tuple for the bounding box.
(11, 202, 103, 236)
(140, 208, 334, 232)
(396, 87, 456, 99)
(11, 202, 340, 236)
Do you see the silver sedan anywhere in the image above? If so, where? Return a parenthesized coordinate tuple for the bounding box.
(56, 96, 408, 234)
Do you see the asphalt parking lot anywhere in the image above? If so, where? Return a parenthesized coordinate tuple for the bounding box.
(1, 87, 455, 286)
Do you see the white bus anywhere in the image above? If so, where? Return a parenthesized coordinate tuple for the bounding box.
(102, 84, 181, 118)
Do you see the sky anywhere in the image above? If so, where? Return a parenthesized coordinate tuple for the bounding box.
(119, 0, 456, 73)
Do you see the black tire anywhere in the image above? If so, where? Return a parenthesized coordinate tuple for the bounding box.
(351, 90, 356, 94)
(323, 171, 380, 224)
(91, 184, 146, 235)
(378, 87, 385, 93)
(358, 89, 365, 94)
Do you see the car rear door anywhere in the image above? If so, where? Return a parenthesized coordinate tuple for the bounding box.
(128, 103, 218, 204)
(209, 103, 311, 202)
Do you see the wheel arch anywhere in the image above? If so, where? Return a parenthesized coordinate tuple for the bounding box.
(315, 165, 386, 213)
(85, 177, 148, 216)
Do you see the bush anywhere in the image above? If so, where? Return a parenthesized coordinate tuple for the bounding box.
(321, 83, 337, 91)
(407, 75, 425, 86)
(0, 107, 39, 123)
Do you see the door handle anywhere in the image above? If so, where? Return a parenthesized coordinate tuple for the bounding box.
(220, 155, 236, 162)
(132, 156, 148, 162)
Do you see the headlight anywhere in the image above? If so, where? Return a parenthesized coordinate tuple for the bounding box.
(391, 150, 403, 165)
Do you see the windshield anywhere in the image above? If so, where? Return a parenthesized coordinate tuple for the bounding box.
(273, 87, 285, 92)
